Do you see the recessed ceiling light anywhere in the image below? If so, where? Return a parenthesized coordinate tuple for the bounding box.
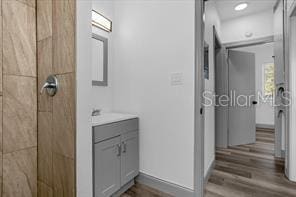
(234, 3, 248, 11)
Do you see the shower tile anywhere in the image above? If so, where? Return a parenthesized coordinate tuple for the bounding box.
(52, 73, 75, 158)
(38, 37, 53, 112)
(38, 112, 53, 186)
(37, 0, 52, 41)
(38, 181, 53, 197)
(3, 75, 37, 153)
(53, 153, 75, 197)
(3, 0, 36, 77)
(16, 0, 35, 8)
(0, 153, 2, 197)
(0, 152, 2, 177)
(0, 97, 2, 152)
(52, 0, 75, 74)
(3, 147, 37, 197)
(0, 0, 2, 94)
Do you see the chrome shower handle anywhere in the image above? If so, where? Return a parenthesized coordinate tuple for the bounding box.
(40, 82, 52, 93)
(40, 75, 59, 97)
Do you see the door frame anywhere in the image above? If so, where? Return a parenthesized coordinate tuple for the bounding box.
(194, 0, 205, 196)
(286, 0, 296, 181)
(224, 36, 274, 49)
(213, 26, 222, 51)
(213, 26, 229, 148)
(193, 2, 276, 196)
(224, 36, 275, 69)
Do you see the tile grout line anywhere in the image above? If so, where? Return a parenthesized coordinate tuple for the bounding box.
(2, 145, 37, 155)
(37, 35, 52, 43)
(2, 73, 37, 78)
(51, 0, 54, 192)
(35, 0, 39, 195)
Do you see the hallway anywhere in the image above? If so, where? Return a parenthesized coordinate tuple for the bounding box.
(205, 127, 296, 197)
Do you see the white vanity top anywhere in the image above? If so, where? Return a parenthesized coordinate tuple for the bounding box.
(92, 112, 138, 126)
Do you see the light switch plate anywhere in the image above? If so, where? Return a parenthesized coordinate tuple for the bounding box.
(171, 73, 183, 86)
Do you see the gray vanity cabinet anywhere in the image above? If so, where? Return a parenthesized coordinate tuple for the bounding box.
(93, 118, 139, 197)
(94, 136, 121, 196)
(121, 131, 139, 186)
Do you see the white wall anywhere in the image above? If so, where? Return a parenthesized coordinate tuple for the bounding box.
(221, 9, 274, 43)
(287, 0, 296, 11)
(237, 43, 275, 126)
(76, 0, 93, 196)
(112, 0, 195, 189)
(204, 1, 221, 176)
(92, 0, 114, 111)
(288, 1, 296, 182)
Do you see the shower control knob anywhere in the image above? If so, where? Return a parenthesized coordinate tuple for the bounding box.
(40, 75, 59, 97)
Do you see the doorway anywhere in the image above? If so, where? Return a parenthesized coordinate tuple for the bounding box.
(199, 0, 296, 196)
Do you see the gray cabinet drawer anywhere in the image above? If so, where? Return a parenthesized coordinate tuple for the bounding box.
(93, 118, 139, 143)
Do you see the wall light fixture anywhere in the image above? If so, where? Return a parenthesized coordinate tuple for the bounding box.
(92, 10, 112, 32)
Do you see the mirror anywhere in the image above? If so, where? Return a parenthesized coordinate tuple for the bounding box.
(92, 33, 108, 86)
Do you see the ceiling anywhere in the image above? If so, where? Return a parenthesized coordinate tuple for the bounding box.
(214, 0, 277, 21)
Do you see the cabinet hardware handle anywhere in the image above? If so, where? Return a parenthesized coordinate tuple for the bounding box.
(122, 142, 127, 153)
(116, 144, 121, 156)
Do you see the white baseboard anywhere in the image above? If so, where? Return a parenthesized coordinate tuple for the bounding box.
(256, 124, 275, 129)
(204, 158, 215, 184)
(136, 172, 194, 197)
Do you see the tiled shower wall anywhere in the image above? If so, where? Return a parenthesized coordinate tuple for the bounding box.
(37, 0, 76, 196)
(0, 0, 75, 196)
(2, 0, 37, 196)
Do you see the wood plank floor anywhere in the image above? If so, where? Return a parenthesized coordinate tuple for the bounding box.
(123, 127, 296, 197)
(121, 182, 172, 197)
(205, 127, 296, 197)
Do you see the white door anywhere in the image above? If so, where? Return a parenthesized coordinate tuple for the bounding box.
(228, 50, 256, 146)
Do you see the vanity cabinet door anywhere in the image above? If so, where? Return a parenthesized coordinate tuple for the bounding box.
(94, 136, 121, 197)
(121, 131, 139, 186)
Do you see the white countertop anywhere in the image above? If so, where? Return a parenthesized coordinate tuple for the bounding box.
(92, 112, 138, 126)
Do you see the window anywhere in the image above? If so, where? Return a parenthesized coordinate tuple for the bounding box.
(263, 63, 275, 97)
